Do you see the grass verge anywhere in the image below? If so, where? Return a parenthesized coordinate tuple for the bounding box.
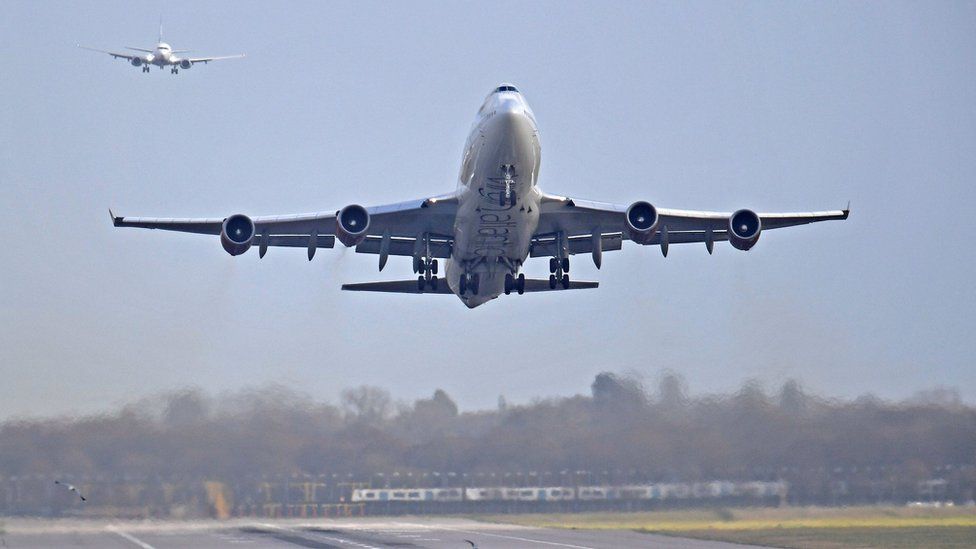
(472, 507, 976, 548)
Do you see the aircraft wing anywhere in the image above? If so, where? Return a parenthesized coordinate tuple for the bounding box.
(78, 45, 139, 61)
(186, 54, 245, 65)
(110, 194, 459, 257)
(535, 194, 849, 257)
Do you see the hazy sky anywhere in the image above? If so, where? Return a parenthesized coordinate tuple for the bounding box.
(1, 1, 974, 418)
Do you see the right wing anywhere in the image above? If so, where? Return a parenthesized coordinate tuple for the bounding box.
(186, 54, 245, 65)
(111, 194, 459, 258)
(78, 45, 139, 62)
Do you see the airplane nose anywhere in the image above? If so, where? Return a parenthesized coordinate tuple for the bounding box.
(497, 98, 523, 115)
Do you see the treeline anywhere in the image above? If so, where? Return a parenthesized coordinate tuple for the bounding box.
(1, 373, 974, 504)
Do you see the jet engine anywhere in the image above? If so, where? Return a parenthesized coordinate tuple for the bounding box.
(220, 214, 255, 256)
(336, 204, 370, 247)
(130, 58, 143, 67)
(625, 201, 659, 244)
(728, 209, 761, 251)
(179, 59, 192, 70)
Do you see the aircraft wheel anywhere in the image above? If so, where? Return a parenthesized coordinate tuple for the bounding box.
(429, 276, 438, 291)
(516, 273, 526, 295)
(562, 274, 570, 289)
(417, 276, 425, 292)
(459, 274, 467, 295)
(504, 273, 513, 295)
(412, 256, 421, 273)
(549, 257, 558, 273)
(562, 258, 570, 272)
(431, 260, 438, 275)
(471, 274, 480, 295)
(549, 274, 557, 289)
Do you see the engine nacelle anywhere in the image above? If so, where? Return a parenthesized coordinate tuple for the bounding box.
(336, 204, 370, 247)
(220, 214, 255, 256)
(131, 57, 143, 67)
(179, 59, 192, 70)
(625, 201, 659, 244)
(728, 209, 761, 251)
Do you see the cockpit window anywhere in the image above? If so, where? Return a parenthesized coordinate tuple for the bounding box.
(494, 85, 519, 93)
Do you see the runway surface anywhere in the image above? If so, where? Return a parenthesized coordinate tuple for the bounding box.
(0, 517, 763, 548)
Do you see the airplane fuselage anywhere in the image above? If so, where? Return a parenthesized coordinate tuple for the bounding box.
(447, 87, 542, 307)
(145, 43, 176, 67)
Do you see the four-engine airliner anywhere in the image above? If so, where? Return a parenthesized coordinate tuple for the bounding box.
(79, 21, 243, 74)
(112, 84, 849, 308)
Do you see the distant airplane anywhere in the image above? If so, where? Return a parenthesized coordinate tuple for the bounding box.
(112, 84, 849, 308)
(79, 19, 243, 74)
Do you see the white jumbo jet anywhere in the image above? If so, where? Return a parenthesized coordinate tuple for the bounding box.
(79, 21, 243, 74)
(112, 84, 849, 308)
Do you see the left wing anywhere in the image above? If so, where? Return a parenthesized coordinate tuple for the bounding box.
(185, 54, 245, 65)
(535, 194, 849, 259)
(111, 194, 459, 259)
(78, 45, 139, 62)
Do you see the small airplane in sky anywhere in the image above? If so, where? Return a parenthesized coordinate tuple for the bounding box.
(112, 84, 848, 308)
(79, 19, 243, 74)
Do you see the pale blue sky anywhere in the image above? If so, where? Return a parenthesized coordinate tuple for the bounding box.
(1, 1, 973, 418)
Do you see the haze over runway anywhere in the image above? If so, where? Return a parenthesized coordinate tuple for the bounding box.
(0, 1, 973, 417)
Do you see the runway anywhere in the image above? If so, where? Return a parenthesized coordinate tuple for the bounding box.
(0, 517, 762, 548)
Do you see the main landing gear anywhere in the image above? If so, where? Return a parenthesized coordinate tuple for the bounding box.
(549, 256, 571, 289)
(504, 272, 526, 295)
(414, 255, 439, 292)
(459, 272, 480, 296)
(142, 66, 150, 73)
(171, 67, 179, 74)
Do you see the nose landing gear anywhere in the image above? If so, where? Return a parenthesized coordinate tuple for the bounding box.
(498, 164, 517, 207)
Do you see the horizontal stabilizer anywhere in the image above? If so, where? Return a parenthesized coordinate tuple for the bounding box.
(341, 279, 599, 294)
(342, 280, 453, 294)
(522, 279, 599, 292)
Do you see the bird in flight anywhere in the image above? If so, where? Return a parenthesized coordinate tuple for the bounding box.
(54, 480, 87, 502)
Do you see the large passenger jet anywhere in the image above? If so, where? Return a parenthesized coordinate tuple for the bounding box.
(79, 21, 243, 74)
(112, 84, 849, 308)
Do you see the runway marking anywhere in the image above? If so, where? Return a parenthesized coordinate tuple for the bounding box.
(393, 522, 596, 549)
(255, 524, 381, 549)
(106, 526, 156, 549)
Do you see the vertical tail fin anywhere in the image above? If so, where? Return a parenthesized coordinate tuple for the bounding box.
(158, 14, 163, 43)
